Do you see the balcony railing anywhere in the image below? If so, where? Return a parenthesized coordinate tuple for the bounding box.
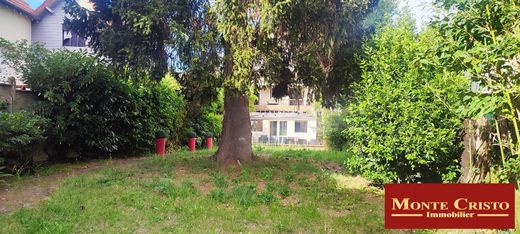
(289, 99, 301, 106)
(254, 104, 313, 112)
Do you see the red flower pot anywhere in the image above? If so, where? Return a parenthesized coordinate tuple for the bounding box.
(156, 138, 166, 157)
(188, 137, 196, 152)
(205, 137, 213, 149)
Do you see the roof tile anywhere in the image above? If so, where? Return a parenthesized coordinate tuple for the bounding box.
(4, 0, 34, 16)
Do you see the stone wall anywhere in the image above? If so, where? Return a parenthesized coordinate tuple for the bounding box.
(0, 80, 39, 112)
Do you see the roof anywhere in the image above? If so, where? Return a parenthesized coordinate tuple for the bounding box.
(2, 0, 34, 17)
(33, 0, 57, 17)
(2, 0, 92, 20)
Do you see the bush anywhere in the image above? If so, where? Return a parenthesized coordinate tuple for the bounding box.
(187, 131, 197, 138)
(0, 98, 8, 111)
(21, 50, 135, 157)
(122, 78, 186, 151)
(0, 165, 10, 182)
(155, 129, 167, 139)
(343, 19, 465, 184)
(324, 111, 348, 150)
(0, 111, 48, 173)
(435, 0, 520, 184)
(4, 45, 186, 159)
(190, 91, 223, 139)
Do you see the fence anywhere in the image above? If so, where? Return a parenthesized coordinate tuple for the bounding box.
(0, 78, 38, 112)
(253, 135, 325, 149)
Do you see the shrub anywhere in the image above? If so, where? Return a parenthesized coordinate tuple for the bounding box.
(190, 91, 223, 139)
(20, 50, 131, 157)
(435, 0, 520, 184)
(343, 19, 465, 184)
(0, 98, 8, 111)
(0, 165, 10, 182)
(123, 79, 186, 151)
(0, 111, 48, 173)
(155, 129, 167, 139)
(187, 131, 197, 138)
(324, 110, 348, 150)
(2, 42, 186, 159)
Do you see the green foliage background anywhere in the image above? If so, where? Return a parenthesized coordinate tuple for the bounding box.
(342, 19, 466, 184)
(434, 0, 520, 183)
(324, 110, 348, 151)
(122, 78, 186, 152)
(190, 91, 223, 139)
(0, 41, 187, 164)
(0, 111, 48, 174)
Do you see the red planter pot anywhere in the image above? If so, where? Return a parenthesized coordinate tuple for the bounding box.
(155, 138, 166, 157)
(188, 137, 196, 152)
(205, 137, 213, 149)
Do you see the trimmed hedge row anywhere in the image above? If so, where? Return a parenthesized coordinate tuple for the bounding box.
(1, 49, 186, 172)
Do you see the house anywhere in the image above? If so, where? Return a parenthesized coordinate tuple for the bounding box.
(31, 0, 90, 51)
(0, 0, 33, 42)
(0, 0, 34, 83)
(0, 0, 91, 84)
(250, 86, 323, 145)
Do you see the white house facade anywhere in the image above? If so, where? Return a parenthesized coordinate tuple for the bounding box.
(0, 0, 90, 84)
(251, 87, 322, 145)
(0, 2, 32, 42)
(0, 0, 33, 84)
(32, 0, 89, 51)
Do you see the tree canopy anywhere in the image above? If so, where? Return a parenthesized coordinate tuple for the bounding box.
(65, 0, 378, 106)
(65, 0, 379, 165)
(434, 0, 520, 183)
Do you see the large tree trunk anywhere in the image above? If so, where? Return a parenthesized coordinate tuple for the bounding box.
(214, 89, 253, 166)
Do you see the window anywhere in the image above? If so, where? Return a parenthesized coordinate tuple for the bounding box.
(251, 120, 263, 132)
(280, 121, 287, 136)
(270, 121, 277, 136)
(288, 87, 302, 99)
(63, 25, 86, 47)
(289, 87, 303, 106)
(295, 121, 308, 133)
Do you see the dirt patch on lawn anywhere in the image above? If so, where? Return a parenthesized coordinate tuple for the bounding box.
(174, 164, 189, 177)
(0, 157, 146, 214)
(197, 181, 215, 195)
(280, 196, 300, 206)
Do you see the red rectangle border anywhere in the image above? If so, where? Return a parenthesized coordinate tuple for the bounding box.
(385, 184, 515, 229)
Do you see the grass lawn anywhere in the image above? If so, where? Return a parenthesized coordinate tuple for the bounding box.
(3, 149, 515, 233)
(0, 149, 399, 233)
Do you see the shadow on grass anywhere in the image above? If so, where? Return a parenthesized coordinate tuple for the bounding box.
(0, 149, 407, 233)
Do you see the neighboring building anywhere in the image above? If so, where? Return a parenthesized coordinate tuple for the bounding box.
(32, 0, 89, 51)
(0, 0, 90, 84)
(250, 86, 323, 145)
(0, 0, 34, 83)
(0, 0, 33, 42)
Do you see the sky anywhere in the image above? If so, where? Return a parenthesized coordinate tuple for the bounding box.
(27, 0, 93, 10)
(26, 0, 43, 9)
(26, 0, 436, 29)
(398, 0, 436, 29)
